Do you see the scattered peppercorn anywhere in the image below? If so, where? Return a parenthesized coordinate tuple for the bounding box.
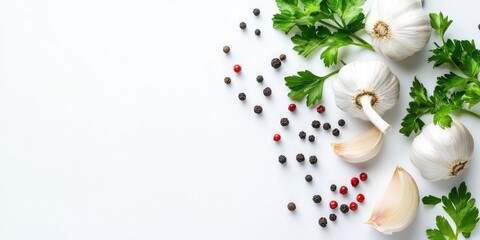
(308, 135, 315, 142)
(316, 105, 325, 114)
(299, 131, 306, 139)
(313, 195, 322, 203)
(239, 22, 247, 29)
(329, 200, 338, 209)
(330, 184, 337, 192)
(254, 105, 263, 114)
(332, 128, 340, 136)
(311, 120, 321, 129)
(273, 133, 281, 141)
(338, 119, 345, 126)
(305, 174, 313, 182)
(278, 155, 287, 164)
(339, 186, 348, 195)
(309, 155, 317, 164)
(233, 64, 242, 73)
(318, 217, 327, 228)
(349, 202, 358, 211)
(280, 118, 289, 127)
(254, 29, 261, 36)
(296, 153, 305, 163)
(322, 123, 331, 130)
(351, 177, 360, 187)
(253, 8, 260, 16)
(223, 46, 230, 54)
(238, 92, 246, 101)
(478, 23, 480, 31)
(356, 194, 365, 203)
(340, 204, 349, 213)
(256, 75, 264, 83)
(288, 103, 296, 112)
(359, 172, 368, 181)
(279, 54, 286, 61)
(287, 202, 296, 211)
(224, 77, 231, 85)
(263, 87, 272, 96)
(271, 58, 281, 69)
(329, 213, 337, 222)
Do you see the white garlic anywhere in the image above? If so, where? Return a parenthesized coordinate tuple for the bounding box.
(332, 127, 384, 163)
(367, 167, 419, 234)
(333, 60, 400, 134)
(365, 0, 431, 61)
(410, 120, 474, 181)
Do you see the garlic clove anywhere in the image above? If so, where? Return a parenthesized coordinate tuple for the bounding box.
(367, 167, 419, 234)
(332, 127, 384, 163)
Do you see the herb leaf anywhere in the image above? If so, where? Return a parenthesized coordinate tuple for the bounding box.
(430, 12, 452, 38)
(284, 70, 339, 106)
(423, 195, 442, 206)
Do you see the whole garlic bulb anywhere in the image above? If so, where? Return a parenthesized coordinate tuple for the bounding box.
(410, 120, 474, 181)
(365, 0, 431, 61)
(333, 60, 400, 133)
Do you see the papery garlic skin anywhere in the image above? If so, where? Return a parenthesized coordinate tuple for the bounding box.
(367, 167, 419, 234)
(365, 0, 431, 61)
(332, 127, 384, 163)
(410, 120, 474, 181)
(333, 60, 400, 133)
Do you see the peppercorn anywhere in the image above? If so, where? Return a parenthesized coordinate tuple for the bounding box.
(340, 204, 349, 213)
(253, 8, 260, 16)
(239, 22, 247, 29)
(254, 29, 261, 36)
(287, 202, 296, 211)
(280, 118, 289, 127)
(316, 105, 325, 114)
(318, 217, 327, 228)
(311, 120, 321, 129)
(359, 172, 368, 181)
(254, 105, 263, 114)
(329, 213, 337, 222)
(296, 153, 305, 163)
(224, 77, 231, 85)
(356, 194, 365, 203)
(263, 87, 272, 96)
(349, 202, 358, 211)
(256, 75, 264, 83)
(330, 184, 337, 192)
(322, 123, 331, 130)
(279, 54, 286, 61)
(332, 128, 340, 136)
(305, 174, 313, 182)
(313, 195, 322, 203)
(308, 135, 315, 142)
(271, 58, 281, 69)
(299, 131, 306, 139)
(339, 186, 348, 195)
(273, 134, 281, 141)
(329, 200, 338, 209)
(338, 119, 345, 126)
(288, 103, 296, 112)
(309, 155, 317, 164)
(478, 24, 480, 31)
(278, 155, 287, 164)
(238, 92, 246, 101)
(233, 64, 242, 73)
(351, 177, 360, 187)
(223, 45, 230, 54)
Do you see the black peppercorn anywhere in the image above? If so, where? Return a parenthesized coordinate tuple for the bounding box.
(308, 135, 315, 142)
(279, 54, 286, 61)
(256, 75, 264, 83)
(253, 105, 263, 114)
(309, 155, 317, 164)
(323, 123, 331, 130)
(318, 217, 327, 228)
(333, 128, 340, 136)
(239, 22, 246, 29)
(254, 29, 261, 36)
(313, 195, 322, 203)
(330, 184, 337, 192)
(224, 77, 231, 84)
(311, 120, 321, 129)
(278, 155, 287, 164)
(287, 202, 296, 211)
(271, 58, 281, 69)
(223, 46, 230, 54)
(263, 87, 272, 96)
(253, 8, 260, 16)
(280, 118, 289, 127)
(340, 204, 349, 213)
(238, 92, 246, 101)
(296, 153, 305, 163)
(478, 23, 480, 31)
(329, 213, 337, 222)
(338, 119, 345, 126)
(305, 174, 313, 182)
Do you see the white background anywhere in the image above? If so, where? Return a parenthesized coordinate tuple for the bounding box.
(0, 0, 479, 239)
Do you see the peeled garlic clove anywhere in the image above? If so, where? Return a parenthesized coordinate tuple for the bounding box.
(410, 120, 474, 181)
(332, 127, 384, 163)
(367, 167, 419, 234)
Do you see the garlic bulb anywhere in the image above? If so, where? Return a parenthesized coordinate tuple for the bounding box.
(332, 127, 384, 163)
(333, 60, 400, 133)
(365, 0, 431, 61)
(410, 120, 474, 181)
(367, 167, 419, 234)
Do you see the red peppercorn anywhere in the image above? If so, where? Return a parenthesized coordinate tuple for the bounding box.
(273, 134, 281, 142)
(357, 194, 365, 203)
(339, 186, 348, 195)
(233, 64, 242, 73)
(351, 177, 360, 187)
(316, 105, 325, 114)
(329, 200, 338, 209)
(288, 103, 296, 112)
(349, 202, 358, 211)
(359, 172, 368, 181)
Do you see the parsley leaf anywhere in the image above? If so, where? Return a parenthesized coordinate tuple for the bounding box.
(284, 70, 339, 106)
(423, 195, 442, 206)
(430, 12, 452, 39)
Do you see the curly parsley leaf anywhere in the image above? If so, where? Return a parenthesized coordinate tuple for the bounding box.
(284, 70, 339, 106)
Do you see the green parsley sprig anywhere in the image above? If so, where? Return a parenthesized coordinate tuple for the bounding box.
(423, 182, 479, 240)
(400, 12, 480, 136)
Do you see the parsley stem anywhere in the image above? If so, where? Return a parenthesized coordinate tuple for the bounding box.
(352, 34, 374, 51)
(457, 109, 480, 119)
(319, 20, 339, 30)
